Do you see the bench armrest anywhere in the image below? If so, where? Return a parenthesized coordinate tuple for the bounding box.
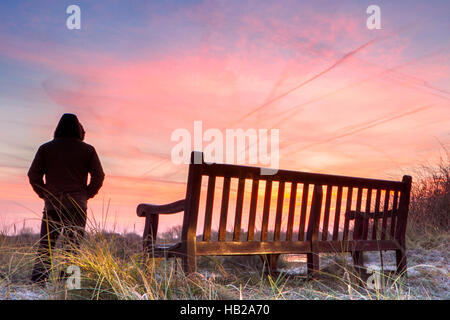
(136, 199, 185, 217)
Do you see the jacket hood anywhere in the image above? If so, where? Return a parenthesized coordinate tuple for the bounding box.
(54, 113, 85, 140)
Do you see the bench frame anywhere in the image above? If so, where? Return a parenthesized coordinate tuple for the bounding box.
(137, 151, 412, 277)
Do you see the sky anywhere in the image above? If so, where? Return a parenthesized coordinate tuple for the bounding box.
(0, 0, 449, 234)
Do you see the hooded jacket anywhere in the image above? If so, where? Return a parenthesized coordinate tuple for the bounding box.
(28, 114, 105, 213)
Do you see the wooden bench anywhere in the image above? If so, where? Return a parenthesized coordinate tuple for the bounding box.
(137, 151, 412, 277)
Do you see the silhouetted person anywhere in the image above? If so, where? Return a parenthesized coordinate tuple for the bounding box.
(28, 113, 105, 283)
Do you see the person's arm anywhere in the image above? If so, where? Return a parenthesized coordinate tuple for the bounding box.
(27, 146, 47, 199)
(86, 147, 105, 199)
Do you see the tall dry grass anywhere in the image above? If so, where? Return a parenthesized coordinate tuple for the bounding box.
(1, 215, 446, 300)
(408, 148, 450, 237)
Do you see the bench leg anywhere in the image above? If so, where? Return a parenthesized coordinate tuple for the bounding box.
(395, 248, 407, 276)
(261, 254, 280, 276)
(351, 251, 365, 279)
(143, 214, 159, 255)
(181, 255, 196, 274)
(182, 239, 197, 275)
(352, 251, 364, 267)
(307, 253, 320, 278)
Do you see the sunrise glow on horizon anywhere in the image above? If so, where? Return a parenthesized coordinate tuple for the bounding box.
(0, 1, 449, 234)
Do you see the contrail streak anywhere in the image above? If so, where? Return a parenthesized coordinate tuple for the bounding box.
(281, 104, 433, 155)
(233, 50, 443, 161)
(270, 49, 449, 129)
(230, 38, 380, 127)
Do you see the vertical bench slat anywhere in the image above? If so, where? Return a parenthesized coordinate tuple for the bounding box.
(390, 191, 399, 239)
(321, 185, 333, 241)
(343, 187, 353, 240)
(261, 180, 273, 241)
(306, 185, 323, 241)
(362, 188, 372, 240)
(203, 175, 216, 241)
(353, 188, 363, 240)
(286, 183, 297, 241)
(233, 178, 245, 241)
(306, 185, 323, 276)
(381, 190, 391, 240)
(218, 177, 231, 241)
(298, 183, 310, 241)
(274, 181, 285, 241)
(371, 189, 381, 240)
(332, 186, 343, 241)
(247, 179, 259, 241)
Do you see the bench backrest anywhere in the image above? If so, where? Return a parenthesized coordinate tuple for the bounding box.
(181, 152, 411, 249)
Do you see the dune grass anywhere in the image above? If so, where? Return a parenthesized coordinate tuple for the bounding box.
(0, 221, 447, 300)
